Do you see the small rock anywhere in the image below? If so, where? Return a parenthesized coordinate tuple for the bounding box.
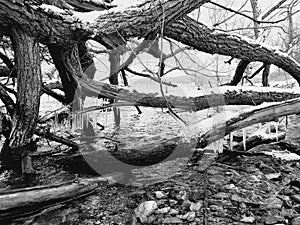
(214, 192, 230, 199)
(134, 201, 158, 223)
(240, 216, 256, 223)
(249, 175, 260, 182)
(157, 207, 170, 214)
(162, 217, 183, 224)
(291, 216, 300, 225)
(224, 183, 236, 190)
(169, 199, 178, 207)
(190, 201, 202, 211)
(264, 197, 283, 209)
(265, 215, 285, 224)
(291, 194, 300, 203)
(209, 205, 223, 211)
(176, 191, 188, 201)
(179, 211, 196, 221)
(265, 173, 281, 180)
(154, 191, 166, 199)
(169, 209, 179, 215)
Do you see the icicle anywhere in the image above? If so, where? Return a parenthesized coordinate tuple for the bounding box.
(229, 132, 234, 151)
(218, 139, 224, 154)
(54, 111, 58, 131)
(72, 113, 77, 130)
(105, 108, 108, 127)
(242, 128, 246, 151)
(93, 111, 97, 128)
(268, 123, 272, 138)
(274, 121, 279, 142)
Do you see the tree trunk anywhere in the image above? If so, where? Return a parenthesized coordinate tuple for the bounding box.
(0, 28, 41, 173)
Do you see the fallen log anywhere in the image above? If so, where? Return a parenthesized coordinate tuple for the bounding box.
(0, 176, 116, 222)
(80, 77, 300, 111)
(57, 97, 300, 173)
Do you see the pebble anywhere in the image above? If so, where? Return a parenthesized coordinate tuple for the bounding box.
(291, 216, 300, 225)
(291, 194, 300, 203)
(224, 183, 236, 190)
(162, 217, 183, 224)
(264, 197, 283, 209)
(265, 215, 285, 224)
(169, 199, 178, 207)
(214, 192, 230, 199)
(179, 211, 196, 221)
(157, 207, 170, 214)
(154, 191, 166, 199)
(240, 216, 256, 223)
(134, 201, 158, 223)
(169, 209, 179, 215)
(190, 201, 202, 211)
(265, 173, 281, 180)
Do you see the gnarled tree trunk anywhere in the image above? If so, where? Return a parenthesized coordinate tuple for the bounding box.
(1, 28, 41, 173)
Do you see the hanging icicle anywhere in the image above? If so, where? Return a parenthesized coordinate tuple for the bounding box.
(242, 128, 246, 151)
(274, 121, 279, 142)
(229, 132, 234, 151)
(54, 111, 58, 132)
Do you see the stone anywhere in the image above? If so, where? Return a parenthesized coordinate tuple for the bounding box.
(154, 191, 166, 199)
(134, 201, 158, 223)
(291, 194, 300, 203)
(264, 197, 283, 209)
(265, 215, 285, 224)
(179, 212, 196, 221)
(169, 199, 178, 207)
(169, 209, 179, 215)
(157, 207, 170, 214)
(190, 201, 202, 211)
(291, 216, 300, 225)
(224, 183, 236, 190)
(240, 216, 256, 223)
(214, 192, 230, 199)
(162, 217, 183, 224)
(265, 173, 281, 180)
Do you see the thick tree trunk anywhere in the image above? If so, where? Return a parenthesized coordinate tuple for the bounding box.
(166, 16, 300, 84)
(0, 28, 41, 173)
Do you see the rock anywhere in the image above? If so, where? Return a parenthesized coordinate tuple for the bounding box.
(134, 201, 158, 223)
(154, 191, 166, 199)
(240, 216, 256, 223)
(213, 192, 230, 199)
(264, 197, 283, 209)
(248, 175, 260, 182)
(169, 199, 178, 207)
(179, 212, 196, 221)
(176, 190, 188, 201)
(265, 173, 281, 180)
(265, 215, 285, 224)
(157, 207, 170, 214)
(209, 205, 223, 212)
(169, 209, 179, 215)
(224, 183, 236, 190)
(291, 194, 300, 203)
(162, 217, 183, 224)
(291, 216, 300, 225)
(190, 201, 202, 211)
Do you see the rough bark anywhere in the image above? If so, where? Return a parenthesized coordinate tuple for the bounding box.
(229, 60, 250, 85)
(165, 16, 300, 84)
(80, 77, 300, 111)
(0, 27, 41, 173)
(48, 44, 82, 110)
(0, 176, 113, 223)
(0, 0, 207, 45)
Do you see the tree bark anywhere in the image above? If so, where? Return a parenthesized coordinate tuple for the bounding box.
(0, 27, 41, 173)
(165, 16, 300, 84)
(0, 176, 113, 222)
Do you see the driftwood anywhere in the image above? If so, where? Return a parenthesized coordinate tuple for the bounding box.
(0, 176, 116, 222)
